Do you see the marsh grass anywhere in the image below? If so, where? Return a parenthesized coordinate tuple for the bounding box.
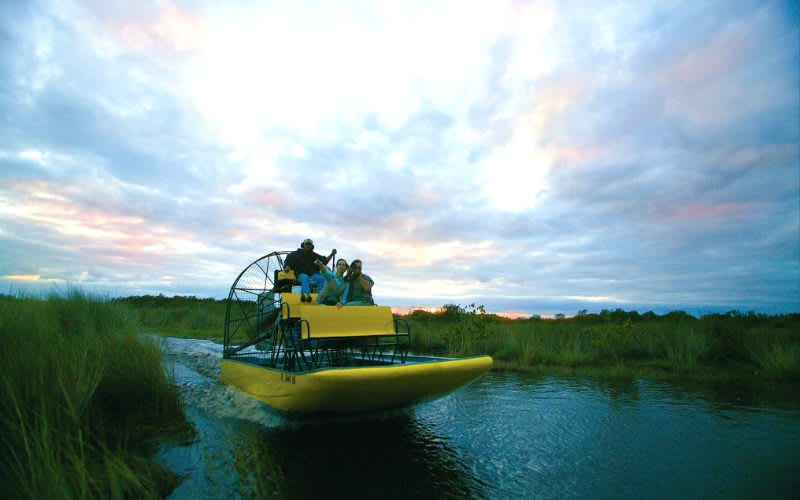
(742, 327, 800, 378)
(405, 307, 800, 381)
(0, 292, 191, 499)
(117, 294, 226, 340)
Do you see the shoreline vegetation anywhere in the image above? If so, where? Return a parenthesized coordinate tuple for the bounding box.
(1, 293, 797, 497)
(410, 304, 800, 385)
(0, 293, 192, 499)
(118, 294, 799, 384)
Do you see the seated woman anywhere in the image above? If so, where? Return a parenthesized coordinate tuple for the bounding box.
(336, 259, 375, 307)
(315, 258, 348, 305)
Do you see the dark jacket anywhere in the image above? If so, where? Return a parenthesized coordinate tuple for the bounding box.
(284, 248, 328, 276)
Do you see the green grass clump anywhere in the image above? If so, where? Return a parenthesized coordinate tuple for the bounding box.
(0, 292, 191, 499)
(742, 326, 800, 378)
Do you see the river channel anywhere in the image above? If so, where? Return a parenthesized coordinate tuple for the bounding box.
(157, 337, 800, 499)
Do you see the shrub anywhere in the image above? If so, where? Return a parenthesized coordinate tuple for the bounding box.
(441, 304, 489, 357)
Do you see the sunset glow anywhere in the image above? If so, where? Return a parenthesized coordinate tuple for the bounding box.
(4, 275, 41, 282)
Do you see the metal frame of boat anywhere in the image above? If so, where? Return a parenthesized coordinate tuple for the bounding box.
(222, 251, 492, 414)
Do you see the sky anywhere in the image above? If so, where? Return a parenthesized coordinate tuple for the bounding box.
(1, 0, 798, 317)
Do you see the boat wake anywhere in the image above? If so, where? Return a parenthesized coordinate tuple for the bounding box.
(158, 336, 285, 428)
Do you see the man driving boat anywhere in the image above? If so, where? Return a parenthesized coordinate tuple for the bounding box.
(284, 238, 336, 302)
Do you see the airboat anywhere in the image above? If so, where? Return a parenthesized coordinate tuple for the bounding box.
(221, 251, 493, 414)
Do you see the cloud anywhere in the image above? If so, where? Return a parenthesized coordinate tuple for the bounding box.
(0, 0, 797, 314)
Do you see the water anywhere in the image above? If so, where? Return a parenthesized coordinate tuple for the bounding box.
(158, 338, 800, 499)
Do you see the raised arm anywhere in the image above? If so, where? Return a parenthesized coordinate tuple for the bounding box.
(325, 248, 337, 264)
(358, 275, 373, 292)
(315, 258, 333, 278)
(354, 273, 373, 292)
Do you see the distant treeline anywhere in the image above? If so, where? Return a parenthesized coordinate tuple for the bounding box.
(409, 303, 800, 324)
(115, 293, 225, 307)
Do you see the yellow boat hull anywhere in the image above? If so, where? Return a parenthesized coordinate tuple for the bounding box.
(220, 355, 493, 414)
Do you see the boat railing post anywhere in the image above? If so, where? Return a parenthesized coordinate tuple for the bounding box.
(281, 301, 291, 319)
(392, 318, 411, 363)
(297, 319, 312, 370)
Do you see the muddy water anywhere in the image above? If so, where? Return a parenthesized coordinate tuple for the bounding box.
(158, 338, 800, 499)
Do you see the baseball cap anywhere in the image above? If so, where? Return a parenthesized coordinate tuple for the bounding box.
(302, 238, 314, 246)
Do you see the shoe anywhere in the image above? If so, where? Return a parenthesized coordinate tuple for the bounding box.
(302, 294, 310, 303)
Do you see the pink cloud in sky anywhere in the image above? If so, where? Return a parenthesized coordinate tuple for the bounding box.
(665, 25, 749, 90)
(391, 306, 442, 315)
(528, 77, 588, 139)
(544, 143, 613, 167)
(0, 179, 216, 277)
(495, 311, 531, 319)
(655, 11, 786, 129)
(112, 3, 206, 54)
(244, 189, 288, 210)
(655, 202, 759, 222)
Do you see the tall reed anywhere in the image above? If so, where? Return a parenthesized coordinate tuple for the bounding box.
(0, 292, 191, 499)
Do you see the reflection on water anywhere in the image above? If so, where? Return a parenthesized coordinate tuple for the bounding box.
(234, 414, 486, 498)
(160, 339, 800, 499)
(160, 403, 482, 498)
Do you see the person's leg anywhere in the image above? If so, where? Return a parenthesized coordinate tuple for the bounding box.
(345, 300, 374, 306)
(316, 285, 331, 304)
(298, 273, 311, 294)
(310, 273, 325, 294)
